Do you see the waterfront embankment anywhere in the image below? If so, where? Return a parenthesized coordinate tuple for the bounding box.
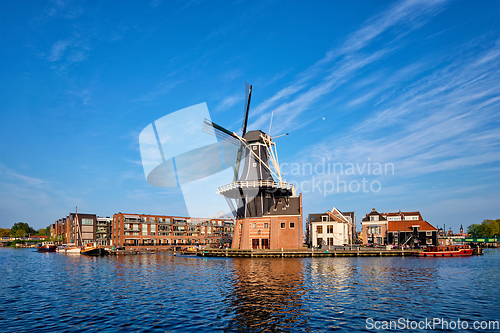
(198, 248, 420, 257)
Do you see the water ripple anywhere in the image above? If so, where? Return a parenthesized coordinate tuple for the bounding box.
(0, 249, 498, 332)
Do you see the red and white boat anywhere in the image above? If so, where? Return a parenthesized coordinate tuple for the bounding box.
(37, 242, 57, 252)
(417, 244, 473, 257)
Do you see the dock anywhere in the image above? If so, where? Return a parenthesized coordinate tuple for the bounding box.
(197, 248, 421, 258)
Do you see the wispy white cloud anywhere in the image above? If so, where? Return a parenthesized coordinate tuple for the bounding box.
(0, 164, 44, 188)
(132, 80, 182, 103)
(292, 38, 500, 181)
(48, 39, 72, 62)
(44, 0, 84, 20)
(248, 0, 449, 133)
(216, 94, 244, 111)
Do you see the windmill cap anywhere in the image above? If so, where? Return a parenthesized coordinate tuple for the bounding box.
(243, 130, 267, 143)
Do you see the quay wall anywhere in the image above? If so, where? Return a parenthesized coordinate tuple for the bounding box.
(198, 248, 421, 258)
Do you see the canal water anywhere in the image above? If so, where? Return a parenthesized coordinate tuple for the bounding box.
(0, 248, 498, 332)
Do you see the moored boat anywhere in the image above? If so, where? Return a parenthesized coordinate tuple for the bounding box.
(81, 242, 108, 256)
(417, 244, 473, 257)
(181, 247, 197, 255)
(37, 242, 57, 252)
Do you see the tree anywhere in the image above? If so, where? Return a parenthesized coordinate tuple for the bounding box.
(467, 224, 483, 237)
(0, 228, 11, 237)
(482, 219, 500, 237)
(10, 222, 30, 238)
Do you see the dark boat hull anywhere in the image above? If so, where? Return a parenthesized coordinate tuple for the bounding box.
(81, 247, 108, 256)
(37, 245, 56, 252)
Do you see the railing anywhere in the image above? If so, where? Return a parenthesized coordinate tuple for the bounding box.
(217, 180, 294, 193)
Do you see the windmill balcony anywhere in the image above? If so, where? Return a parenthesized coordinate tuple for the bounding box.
(217, 180, 294, 194)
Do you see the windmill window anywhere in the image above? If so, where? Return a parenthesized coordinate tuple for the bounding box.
(265, 193, 271, 198)
(253, 146, 257, 150)
(253, 163, 257, 167)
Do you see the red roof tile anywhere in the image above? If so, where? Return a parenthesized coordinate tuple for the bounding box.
(387, 220, 437, 232)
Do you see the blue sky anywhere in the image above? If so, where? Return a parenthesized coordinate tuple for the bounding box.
(0, 0, 499, 232)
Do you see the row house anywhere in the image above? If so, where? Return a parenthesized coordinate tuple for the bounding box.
(308, 207, 354, 247)
(361, 209, 437, 246)
(96, 217, 112, 246)
(52, 212, 97, 245)
(112, 213, 234, 247)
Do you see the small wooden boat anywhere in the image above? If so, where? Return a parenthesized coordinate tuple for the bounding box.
(181, 247, 197, 255)
(37, 242, 56, 252)
(80, 242, 108, 256)
(417, 244, 473, 257)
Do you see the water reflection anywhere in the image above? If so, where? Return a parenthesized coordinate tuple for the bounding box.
(227, 258, 309, 332)
(1, 249, 499, 332)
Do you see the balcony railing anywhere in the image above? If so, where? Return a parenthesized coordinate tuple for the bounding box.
(217, 180, 294, 194)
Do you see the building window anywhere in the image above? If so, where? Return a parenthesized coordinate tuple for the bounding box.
(327, 225, 333, 233)
(370, 215, 379, 221)
(317, 226, 323, 234)
(280, 223, 286, 229)
(426, 239, 432, 244)
(252, 223, 257, 229)
(289, 222, 295, 228)
(81, 218, 93, 225)
(328, 238, 334, 245)
(426, 231, 432, 236)
(322, 216, 328, 222)
(264, 223, 269, 228)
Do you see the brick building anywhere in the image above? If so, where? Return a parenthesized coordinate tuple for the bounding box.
(112, 213, 234, 247)
(361, 209, 437, 246)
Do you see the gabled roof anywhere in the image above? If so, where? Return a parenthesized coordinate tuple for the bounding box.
(387, 220, 437, 232)
(361, 209, 387, 222)
(326, 208, 349, 223)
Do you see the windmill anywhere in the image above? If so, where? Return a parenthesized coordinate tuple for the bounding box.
(203, 83, 295, 219)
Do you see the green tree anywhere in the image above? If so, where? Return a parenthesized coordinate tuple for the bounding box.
(467, 224, 483, 237)
(0, 228, 11, 237)
(11, 222, 30, 238)
(482, 219, 500, 237)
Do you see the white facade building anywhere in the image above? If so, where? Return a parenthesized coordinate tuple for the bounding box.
(309, 207, 352, 247)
